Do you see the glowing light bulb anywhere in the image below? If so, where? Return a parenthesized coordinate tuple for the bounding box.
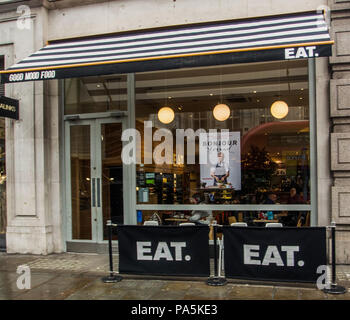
(213, 103, 230, 121)
(158, 107, 175, 124)
(270, 100, 289, 119)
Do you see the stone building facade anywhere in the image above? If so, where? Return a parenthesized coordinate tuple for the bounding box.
(329, 0, 350, 263)
(0, 0, 349, 263)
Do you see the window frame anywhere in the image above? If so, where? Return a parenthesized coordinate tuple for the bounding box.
(132, 59, 317, 224)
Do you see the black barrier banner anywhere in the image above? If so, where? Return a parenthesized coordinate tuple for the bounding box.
(223, 227, 327, 283)
(0, 96, 19, 120)
(117, 225, 210, 277)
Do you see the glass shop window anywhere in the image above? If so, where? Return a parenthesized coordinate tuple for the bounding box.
(64, 74, 127, 115)
(135, 60, 310, 227)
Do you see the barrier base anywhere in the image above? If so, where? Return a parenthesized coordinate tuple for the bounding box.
(206, 276, 227, 286)
(102, 274, 123, 283)
(323, 284, 347, 295)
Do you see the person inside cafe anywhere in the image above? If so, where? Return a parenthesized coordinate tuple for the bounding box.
(287, 187, 306, 204)
(186, 193, 213, 225)
(264, 192, 278, 204)
(278, 187, 307, 226)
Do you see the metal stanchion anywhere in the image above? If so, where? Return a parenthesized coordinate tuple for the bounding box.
(102, 220, 123, 283)
(323, 221, 346, 294)
(207, 224, 227, 286)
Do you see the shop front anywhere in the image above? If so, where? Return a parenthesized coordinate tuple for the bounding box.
(0, 6, 337, 254)
(62, 61, 316, 251)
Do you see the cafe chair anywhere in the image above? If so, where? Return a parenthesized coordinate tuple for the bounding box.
(230, 222, 248, 227)
(265, 222, 283, 228)
(143, 220, 159, 226)
(179, 222, 195, 226)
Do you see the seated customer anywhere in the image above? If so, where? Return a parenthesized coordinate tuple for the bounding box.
(287, 187, 306, 204)
(264, 192, 277, 204)
(186, 193, 213, 225)
(283, 187, 307, 226)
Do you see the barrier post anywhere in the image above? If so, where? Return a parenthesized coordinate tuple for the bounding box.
(323, 221, 346, 294)
(207, 224, 227, 286)
(102, 220, 123, 283)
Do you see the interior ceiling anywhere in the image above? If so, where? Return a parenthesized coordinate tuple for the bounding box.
(246, 120, 310, 135)
(79, 59, 309, 114)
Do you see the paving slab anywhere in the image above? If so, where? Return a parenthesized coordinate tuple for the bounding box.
(117, 288, 158, 300)
(298, 289, 328, 300)
(226, 284, 274, 300)
(184, 284, 232, 300)
(273, 287, 301, 300)
(150, 289, 190, 300)
(15, 276, 94, 300)
(66, 280, 127, 300)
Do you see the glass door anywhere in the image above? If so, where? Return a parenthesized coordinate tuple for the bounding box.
(95, 119, 124, 241)
(67, 121, 94, 241)
(66, 118, 125, 243)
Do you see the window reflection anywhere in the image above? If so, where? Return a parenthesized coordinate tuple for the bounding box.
(135, 60, 310, 211)
(138, 210, 310, 227)
(64, 75, 127, 115)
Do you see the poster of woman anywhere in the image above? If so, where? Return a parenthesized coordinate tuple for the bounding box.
(200, 131, 241, 189)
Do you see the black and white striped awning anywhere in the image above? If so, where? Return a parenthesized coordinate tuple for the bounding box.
(0, 11, 333, 83)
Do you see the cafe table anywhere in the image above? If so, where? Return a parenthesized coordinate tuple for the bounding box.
(164, 218, 189, 225)
(252, 219, 280, 226)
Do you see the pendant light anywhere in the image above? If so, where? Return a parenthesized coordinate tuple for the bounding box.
(213, 103, 230, 121)
(270, 100, 289, 119)
(270, 63, 289, 120)
(213, 68, 230, 121)
(158, 106, 175, 124)
(157, 71, 175, 124)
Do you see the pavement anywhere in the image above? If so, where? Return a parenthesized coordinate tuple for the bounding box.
(0, 252, 350, 300)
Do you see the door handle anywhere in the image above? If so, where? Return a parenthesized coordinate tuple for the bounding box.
(92, 178, 96, 207)
(97, 178, 101, 207)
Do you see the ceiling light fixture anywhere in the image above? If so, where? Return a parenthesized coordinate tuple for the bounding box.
(213, 67, 230, 121)
(158, 106, 175, 124)
(213, 103, 230, 121)
(270, 100, 289, 119)
(270, 65, 289, 120)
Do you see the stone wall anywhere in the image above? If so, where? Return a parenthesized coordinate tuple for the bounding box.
(46, 0, 328, 40)
(330, 0, 350, 263)
(0, 5, 63, 254)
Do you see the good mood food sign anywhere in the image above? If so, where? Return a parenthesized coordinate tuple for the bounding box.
(223, 227, 327, 283)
